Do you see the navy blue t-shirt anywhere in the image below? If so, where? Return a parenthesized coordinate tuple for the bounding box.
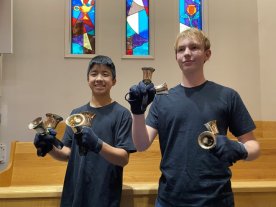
(146, 81, 255, 207)
(60, 102, 136, 207)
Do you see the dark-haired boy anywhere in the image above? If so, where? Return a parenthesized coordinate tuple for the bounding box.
(34, 55, 136, 207)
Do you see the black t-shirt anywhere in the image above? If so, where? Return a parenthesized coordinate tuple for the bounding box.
(60, 102, 136, 207)
(146, 81, 255, 207)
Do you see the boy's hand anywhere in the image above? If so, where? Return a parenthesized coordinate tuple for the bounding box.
(127, 81, 156, 114)
(33, 129, 64, 157)
(210, 135, 248, 166)
(34, 134, 54, 157)
(74, 127, 103, 154)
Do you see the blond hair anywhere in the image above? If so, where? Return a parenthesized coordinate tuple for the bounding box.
(174, 28, 211, 53)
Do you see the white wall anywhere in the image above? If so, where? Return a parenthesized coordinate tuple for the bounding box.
(207, 0, 261, 118)
(1, 0, 275, 170)
(0, 0, 13, 53)
(257, 0, 276, 120)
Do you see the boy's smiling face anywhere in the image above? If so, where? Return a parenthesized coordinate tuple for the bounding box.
(88, 64, 116, 96)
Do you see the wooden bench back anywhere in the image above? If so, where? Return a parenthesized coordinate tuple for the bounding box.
(11, 142, 67, 186)
(231, 137, 276, 180)
(0, 121, 275, 187)
(124, 139, 161, 183)
(0, 122, 67, 186)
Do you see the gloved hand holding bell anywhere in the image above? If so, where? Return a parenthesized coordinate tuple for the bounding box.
(141, 67, 168, 95)
(198, 120, 248, 166)
(65, 112, 95, 133)
(29, 113, 64, 157)
(125, 67, 168, 114)
(65, 111, 102, 155)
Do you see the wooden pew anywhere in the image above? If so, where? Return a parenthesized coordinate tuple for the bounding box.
(0, 121, 276, 207)
(0, 122, 68, 187)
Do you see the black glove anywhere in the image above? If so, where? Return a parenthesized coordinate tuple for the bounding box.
(33, 129, 55, 157)
(33, 129, 64, 157)
(74, 127, 103, 155)
(127, 81, 156, 114)
(210, 135, 248, 166)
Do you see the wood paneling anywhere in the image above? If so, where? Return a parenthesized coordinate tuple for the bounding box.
(1, 183, 276, 207)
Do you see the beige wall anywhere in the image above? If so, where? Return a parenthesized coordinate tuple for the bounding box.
(257, 0, 276, 120)
(207, 0, 261, 119)
(0, 0, 275, 169)
(0, 0, 13, 53)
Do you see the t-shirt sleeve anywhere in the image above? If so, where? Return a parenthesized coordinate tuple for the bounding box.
(62, 125, 74, 148)
(228, 90, 256, 137)
(62, 109, 77, 148)
(146, 96, 159, 130)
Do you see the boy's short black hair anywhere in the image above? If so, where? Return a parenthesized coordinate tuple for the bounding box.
(87, 55, 116, 80)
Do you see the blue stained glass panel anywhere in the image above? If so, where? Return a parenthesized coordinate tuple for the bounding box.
(179, 0, 202, 31)
(71, 0, 96, 54)
(126, 0, 149, 55)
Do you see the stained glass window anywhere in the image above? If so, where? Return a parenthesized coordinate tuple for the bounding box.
(126, 0, 149, 56)
(71, 0, 95, 54)
(179, 0, 202, 32)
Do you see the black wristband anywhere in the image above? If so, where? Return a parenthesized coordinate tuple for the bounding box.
(94, 138, 103, 153)
(131, 106, 145, 115)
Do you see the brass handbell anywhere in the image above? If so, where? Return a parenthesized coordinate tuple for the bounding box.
(142, 67, 168, 94)
(65, 111, 96, 156)
(28, 113, 63, 134)
(142, 67, 155, 84)
(28, 113, 64, 155)
(198, 120, 219, 149)
(125, 67, 168, 105)
(65, 111, 95, 133)
(28, 117, 45, 134)
(45, 113, 63, 129)
(155, 82, 168, 95)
